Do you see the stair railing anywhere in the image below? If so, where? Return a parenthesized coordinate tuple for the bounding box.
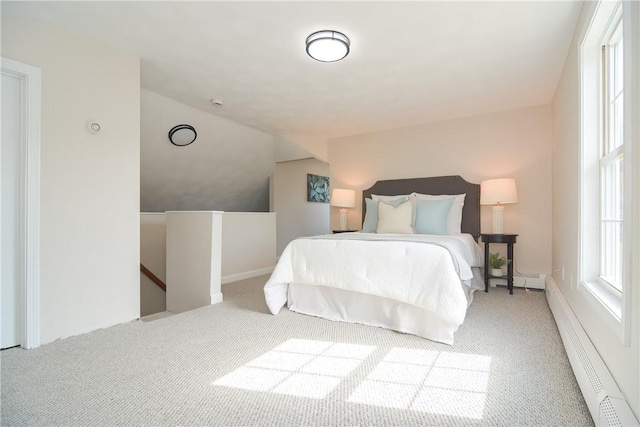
(140, 263, 166, 292)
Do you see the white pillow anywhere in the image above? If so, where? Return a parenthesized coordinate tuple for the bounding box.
(371, 194, 412, 202)
(372, 194, 416, 224)
(412, 193, 466, 234)
(376, 199, 414, 234)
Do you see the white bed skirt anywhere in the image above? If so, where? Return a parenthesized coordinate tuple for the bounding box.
(287, 283, 460, 345)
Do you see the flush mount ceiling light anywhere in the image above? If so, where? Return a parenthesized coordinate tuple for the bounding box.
(306, 30, 350, 62)
(168, 124, 197, 147)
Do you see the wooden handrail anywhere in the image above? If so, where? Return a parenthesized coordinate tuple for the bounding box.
(140, 263, 167, 292)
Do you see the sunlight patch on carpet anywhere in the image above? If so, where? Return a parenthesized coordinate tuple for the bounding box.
(347, 349, 491, 419)
(212, 339, 375, 399)
(212, 338, 491, 418)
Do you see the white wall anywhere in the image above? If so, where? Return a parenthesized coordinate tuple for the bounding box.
(221, 213, 276, 284)
(140, 211, 275, 313)
(1, 16, 140, 344)
(140, 213, 167, 317)
(279, 133, 329, 163)
(166, 211, 223, 313)
(272, 158, 331, 255)
(328, 105, 552, 276)
(141, 89, 275, 213)
(551, 1, 640, 417)
(274, 136, 316, 163)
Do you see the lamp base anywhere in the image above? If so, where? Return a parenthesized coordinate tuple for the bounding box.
(339, 208, 348, 231)
(492, 205, 505, 234)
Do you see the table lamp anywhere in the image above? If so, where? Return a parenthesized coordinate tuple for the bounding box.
(331, 188, 356, 231)
(480, 178, 518, 234)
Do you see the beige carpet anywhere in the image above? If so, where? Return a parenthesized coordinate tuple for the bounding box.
(1, 276, 593, 426)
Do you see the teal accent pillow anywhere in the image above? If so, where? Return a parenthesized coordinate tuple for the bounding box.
(362, 197, 407, 232)
(414, 198, 455, 234)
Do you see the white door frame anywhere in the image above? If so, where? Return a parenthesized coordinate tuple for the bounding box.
(1, 57, 41, 349)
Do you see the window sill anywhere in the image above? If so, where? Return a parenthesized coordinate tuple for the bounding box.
(580, 280, 622, 321)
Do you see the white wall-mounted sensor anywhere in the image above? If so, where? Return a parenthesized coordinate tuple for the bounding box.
(88, 122, 101, 134)
(210, 99, 224, 107)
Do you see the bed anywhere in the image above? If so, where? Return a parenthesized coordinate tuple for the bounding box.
(264, 175, 484, 344)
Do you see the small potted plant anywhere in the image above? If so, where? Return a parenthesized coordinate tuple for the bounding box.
(489, 252, 508, 277)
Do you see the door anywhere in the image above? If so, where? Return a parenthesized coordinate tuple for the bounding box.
(1, 71, 22, 349)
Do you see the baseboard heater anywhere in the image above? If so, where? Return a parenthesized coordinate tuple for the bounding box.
(546, 277, 639, 426)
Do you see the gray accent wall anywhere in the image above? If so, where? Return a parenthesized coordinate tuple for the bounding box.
(141, 89, 275, 212)
(272, 158, 330, 256)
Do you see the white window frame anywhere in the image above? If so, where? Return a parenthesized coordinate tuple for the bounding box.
(599, 17, 624, 293)
(579, 1, 633, 346)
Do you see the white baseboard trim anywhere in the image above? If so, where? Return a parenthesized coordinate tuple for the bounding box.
(221, 267, 275, 285)
(210, 292, 223, 305)
(546, 276, 638, 426)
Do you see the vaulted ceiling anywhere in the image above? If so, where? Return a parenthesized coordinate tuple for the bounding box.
(4, 1, 582, 139)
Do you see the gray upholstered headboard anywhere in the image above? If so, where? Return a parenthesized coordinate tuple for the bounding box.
(362, 175, 481, 241)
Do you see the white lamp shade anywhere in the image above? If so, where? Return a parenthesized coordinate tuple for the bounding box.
(331, 188, 356, 208)
(480, 179, 518, 205)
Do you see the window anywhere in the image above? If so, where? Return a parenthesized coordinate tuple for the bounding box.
(599, 19, 624, 293)
(579, 1, 630, 333)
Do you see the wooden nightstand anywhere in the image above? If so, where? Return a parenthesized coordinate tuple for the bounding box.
(332, 230, 359, 234)
(481, 233, 518, 294)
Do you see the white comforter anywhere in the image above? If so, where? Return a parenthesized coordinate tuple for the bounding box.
(264, 233, 483, 327)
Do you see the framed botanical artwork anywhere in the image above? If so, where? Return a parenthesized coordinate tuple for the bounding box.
(307, 174, 330, 203)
